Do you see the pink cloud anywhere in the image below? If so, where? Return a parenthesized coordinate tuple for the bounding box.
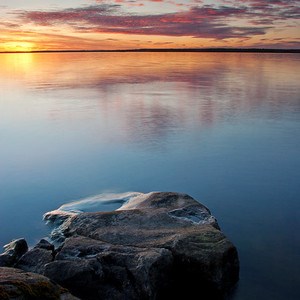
(18, 2, 299, 40)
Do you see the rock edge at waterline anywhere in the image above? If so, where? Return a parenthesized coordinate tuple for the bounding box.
(0, 192, 239, 299)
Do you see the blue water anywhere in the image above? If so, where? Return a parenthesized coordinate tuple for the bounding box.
(0, 52, 299, 299)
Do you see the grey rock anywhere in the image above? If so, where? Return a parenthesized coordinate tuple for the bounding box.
(34, 239, 55, 251)
(16, 247, 54, 274)
(44, 236, 173, 300)
(3, 238, 28, 256)
(0, 238, 28, 267)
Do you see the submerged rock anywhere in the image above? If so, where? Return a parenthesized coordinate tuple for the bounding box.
(0, 267, 78, 300)
(1, 192, 240, 299)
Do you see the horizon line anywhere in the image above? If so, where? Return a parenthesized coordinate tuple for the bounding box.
(1, 47, 300, 54)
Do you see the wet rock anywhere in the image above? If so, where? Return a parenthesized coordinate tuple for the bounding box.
(16, 247, 54, 274)
(0, 255, 11, 268)
(34, 239, 55, 252)
(44, 236, 173, 300)
(0, 267, 78, 300)
(0, 238, 28, 267)
(41, 192, 239, 299)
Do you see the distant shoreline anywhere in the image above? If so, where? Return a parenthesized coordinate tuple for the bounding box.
(0, 48, 299, 54)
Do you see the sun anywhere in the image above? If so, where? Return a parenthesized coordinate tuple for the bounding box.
(3, 41, 35, 52)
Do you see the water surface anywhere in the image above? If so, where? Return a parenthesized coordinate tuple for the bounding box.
(0, 52, 299, 299)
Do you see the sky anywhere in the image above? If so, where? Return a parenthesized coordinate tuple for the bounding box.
(0, 0, 299, 51)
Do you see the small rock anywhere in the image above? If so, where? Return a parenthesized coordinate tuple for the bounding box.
(34, 239, 55, 251)
(0, 238, 28, 267)
(16, 247, 54, 274)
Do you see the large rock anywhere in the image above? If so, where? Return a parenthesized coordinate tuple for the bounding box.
(0, 267, 78, 300)
(2, 192, 239, 299)
(42, 192, 239, 299)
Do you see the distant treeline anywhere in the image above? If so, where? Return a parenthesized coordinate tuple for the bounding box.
(1, 48, 299, 54)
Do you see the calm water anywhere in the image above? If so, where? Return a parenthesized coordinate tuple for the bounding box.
(0, 52, 299, 299)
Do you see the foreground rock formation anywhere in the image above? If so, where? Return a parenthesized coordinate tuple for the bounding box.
(0, 192, 239, 299)
(0, 267, 78, 300)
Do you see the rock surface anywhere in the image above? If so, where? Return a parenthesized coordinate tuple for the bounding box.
(1, 192, 240, 299)
(16, 246, 54, 274)
(0, 238, 28, 267)
(0, 267, 79, 300)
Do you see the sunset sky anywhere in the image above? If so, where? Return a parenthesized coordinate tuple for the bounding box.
(1, 0, 299, 51)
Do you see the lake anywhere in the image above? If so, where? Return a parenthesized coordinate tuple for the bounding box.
(0, 52, 299, 299)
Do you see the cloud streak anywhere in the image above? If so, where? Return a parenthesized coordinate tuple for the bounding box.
(18, 4, 278, 39)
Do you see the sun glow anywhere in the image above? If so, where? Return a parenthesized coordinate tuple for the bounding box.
(3, 42, 35, 52)
(1, 52, 34, 75)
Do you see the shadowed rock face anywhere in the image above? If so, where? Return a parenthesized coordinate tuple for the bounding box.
(3, 192, 239, 300)
(0, 267, 79, 300)
(0, 239, 28, 267)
